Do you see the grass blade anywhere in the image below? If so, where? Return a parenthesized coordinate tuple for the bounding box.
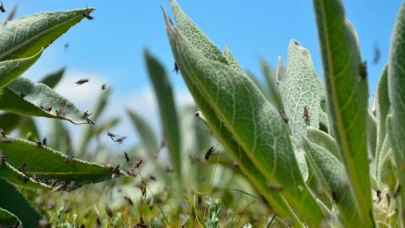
(144, 49, 182, 185)
(39, 67, 65, 89)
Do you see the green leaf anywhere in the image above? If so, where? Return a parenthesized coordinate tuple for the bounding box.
(388, 1, 405, 214)
(283, 40, 324, 137)
(276, 56, 287, 85)
(245, 70, 269, 100)
(319, 111, 329, 133)
(144, 49, 182, 185)
(161, 6, 295, 221)
(377, 135, 396, 190)
(290, 137, 309, 181)
(306, 127, 340, 160)
(303, 137, 361, 226)
(313, 0, 372, 224)
(0, 161, 51, 190)
(127, 109, 159, 157)
(179, 104, 213, 193)
(260, 58, 284, 111)
(375, 65, 389, 170)
(0, 207, 20, 227)
(39, 67, 65, 89)
(367, 112, 377, 159)
(169, 0, 228, 64)
(18, 117, 40, 141)
(77, 89, 111, 156)
(48, 120, 72, 155)
(0, 77, 94, 125)
(162, 8, 324, 226)
(223, 45, 244, 74)
(0, 136, 124, 189)
(0, 49, 42, 89)
(0, 113, 21, 133)
(0, 8, 94, 61)
(387, 114, 405, 212)
(0, 175, 42, 227)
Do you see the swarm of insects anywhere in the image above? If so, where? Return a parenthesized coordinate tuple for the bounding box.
(267, 181, 284, 191)
(303, 106, 309, 123)
(55, 107, 66, 117)
(124, 196, 133, 206)
(0, 2, 5, 13)
(124, 151, 130, 163)
(115, 136, 127, 144)
(72, 78, 89, 87)
(106, 131, 126, 143)
(134, 159, 143, 169)
(189, 154, 200, 164)
(204, 146, 215, 160)
(82, 12, 94, 20)
(107, 131, 118, 141)
(373, 45, 381, 64)
(279, 109, 289, 123)
(360, 61, 368, 79)
(173, 62, 179, 74)
(40, 105, 52, 112)
(0, 128, 6, 137)
(149, 198, 155, 210)
(34, 138, 42, 146)
(64, 155, 74, 164)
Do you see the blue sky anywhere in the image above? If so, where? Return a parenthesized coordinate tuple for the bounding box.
(0, 0, 402, 148)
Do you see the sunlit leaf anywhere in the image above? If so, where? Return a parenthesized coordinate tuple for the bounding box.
(0, 8, 94, 61)
(313, 0, 372, 224)
(0, 77, 94, 125)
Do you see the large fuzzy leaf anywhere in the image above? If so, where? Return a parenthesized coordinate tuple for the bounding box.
(0, 49, 42, 89)
(0, 8, 94, 61)
(0, 161, 51, 190)
(313, 0, 372, 224)
(162, 7, 324, 226)
(223, 45, 244, 74)
(0, 77, 94, 125)
(0, 175, 42, 227)
(0, 136, 125, 189)
(283, 40, 324, 137)
(306, 127, 340, 160)
(375, 65, 389, 172)
(169, 0, 228, 64)
(388, 1, 405, 210)
(303, 137, 361, 226)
